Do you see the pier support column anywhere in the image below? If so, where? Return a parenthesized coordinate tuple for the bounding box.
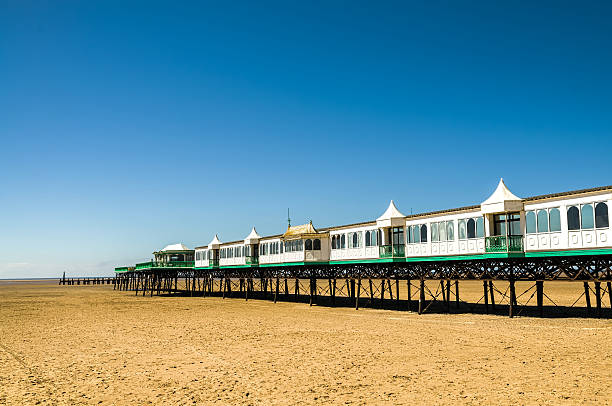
(446, 280, 450, 313)
(395, 278, 400, 308)
(455, 280, 459, 309)
(407, 280, 412, 311)
(418, 278, 425, 315)
(274, 278, 279, 303)
(595, 281, 601, 318)
(584, 282, 592, 316)
(355, 279, 361, 310)
(509, 279, 516, 318)
(536, 280, 544, 317)
(483, 281, 489, 314)
(489, 281, 496, 311)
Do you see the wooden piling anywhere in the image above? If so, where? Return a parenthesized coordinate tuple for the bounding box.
(355, 278, 361, 310)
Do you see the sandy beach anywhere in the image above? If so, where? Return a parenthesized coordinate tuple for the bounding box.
(0, 280, 611, 405)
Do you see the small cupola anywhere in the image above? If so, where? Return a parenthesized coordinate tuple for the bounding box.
(376, 200, 406, 228)
(480, 178, 523, 214)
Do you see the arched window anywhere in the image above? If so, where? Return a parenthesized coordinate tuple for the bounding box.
(458, 220, 467, 240)
(537, 210, 549, 233)
(567, 206, 580, 230)
(467, 219, 476, 238)
(373, 230, 378, 246)
(526, 211, 536, 234)
(550, 209, 562, 232)
(431, 223, 439, 242)
(439, 221, 447, 241)
(581, 204, 594, 229)
(595, 202, 609, 228)
(313, 239, 321, 250)
(341, 234, 346, 249)
(476, 218, 484, 238)
(365, 231, 371, 246)
(305, 239, 312, 250)
(352, 233, 358, 248)
(447, 221, 454, 241)
(420, 224, 427, 243)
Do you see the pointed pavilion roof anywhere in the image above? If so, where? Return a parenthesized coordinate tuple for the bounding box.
(208, 234, 222, 249)
(480, 178, 523, 214)
(376, 200, 406, 227)
(244, 227, 262, 245)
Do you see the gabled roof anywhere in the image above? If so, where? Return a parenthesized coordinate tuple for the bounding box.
(160, 243, 190, 252)
(244, 227, 261, 244)
(480, 178, 523, 214)
(376, 200, 406, 227)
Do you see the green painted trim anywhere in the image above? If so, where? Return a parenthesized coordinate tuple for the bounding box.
(260, 261, 329, 267)
(329, 258, 406, 265)
(525, 248, 612, 258)
(218, 264, 256, 269)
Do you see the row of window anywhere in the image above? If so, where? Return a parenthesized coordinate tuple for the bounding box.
(526, 208, 561, 234)
(332, 231, 380, 249)
(195, 250, 211, 261)
(220, 246, 244, 259)
(259, 242, 280, 256)
(458, 218, 485, 240)
(567, 203, 608, 230)
(409, 217, 485, 244)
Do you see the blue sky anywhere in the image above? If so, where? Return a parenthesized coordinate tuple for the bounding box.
(1, 1, 611, 278)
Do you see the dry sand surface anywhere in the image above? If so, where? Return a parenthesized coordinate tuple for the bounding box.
(0, 280, 611, 405)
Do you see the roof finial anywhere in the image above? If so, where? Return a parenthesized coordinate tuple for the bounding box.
(287, 208, 291, 228)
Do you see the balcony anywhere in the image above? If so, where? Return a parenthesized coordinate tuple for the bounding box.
(485, 235, 524, 253)
(245, 256, 259, 266)
(379, 244, 405, 258)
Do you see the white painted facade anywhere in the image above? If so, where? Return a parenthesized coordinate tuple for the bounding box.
(194, 181, 612, 268)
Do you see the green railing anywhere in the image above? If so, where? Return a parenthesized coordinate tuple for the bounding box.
(209, 258, 219, 268)
(135, 261, 194, 270)
(245, 256, 259, 265)
(379, 244, 405, 258)
(485, 235, 524, 253)
(114, 266, 129, 273)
